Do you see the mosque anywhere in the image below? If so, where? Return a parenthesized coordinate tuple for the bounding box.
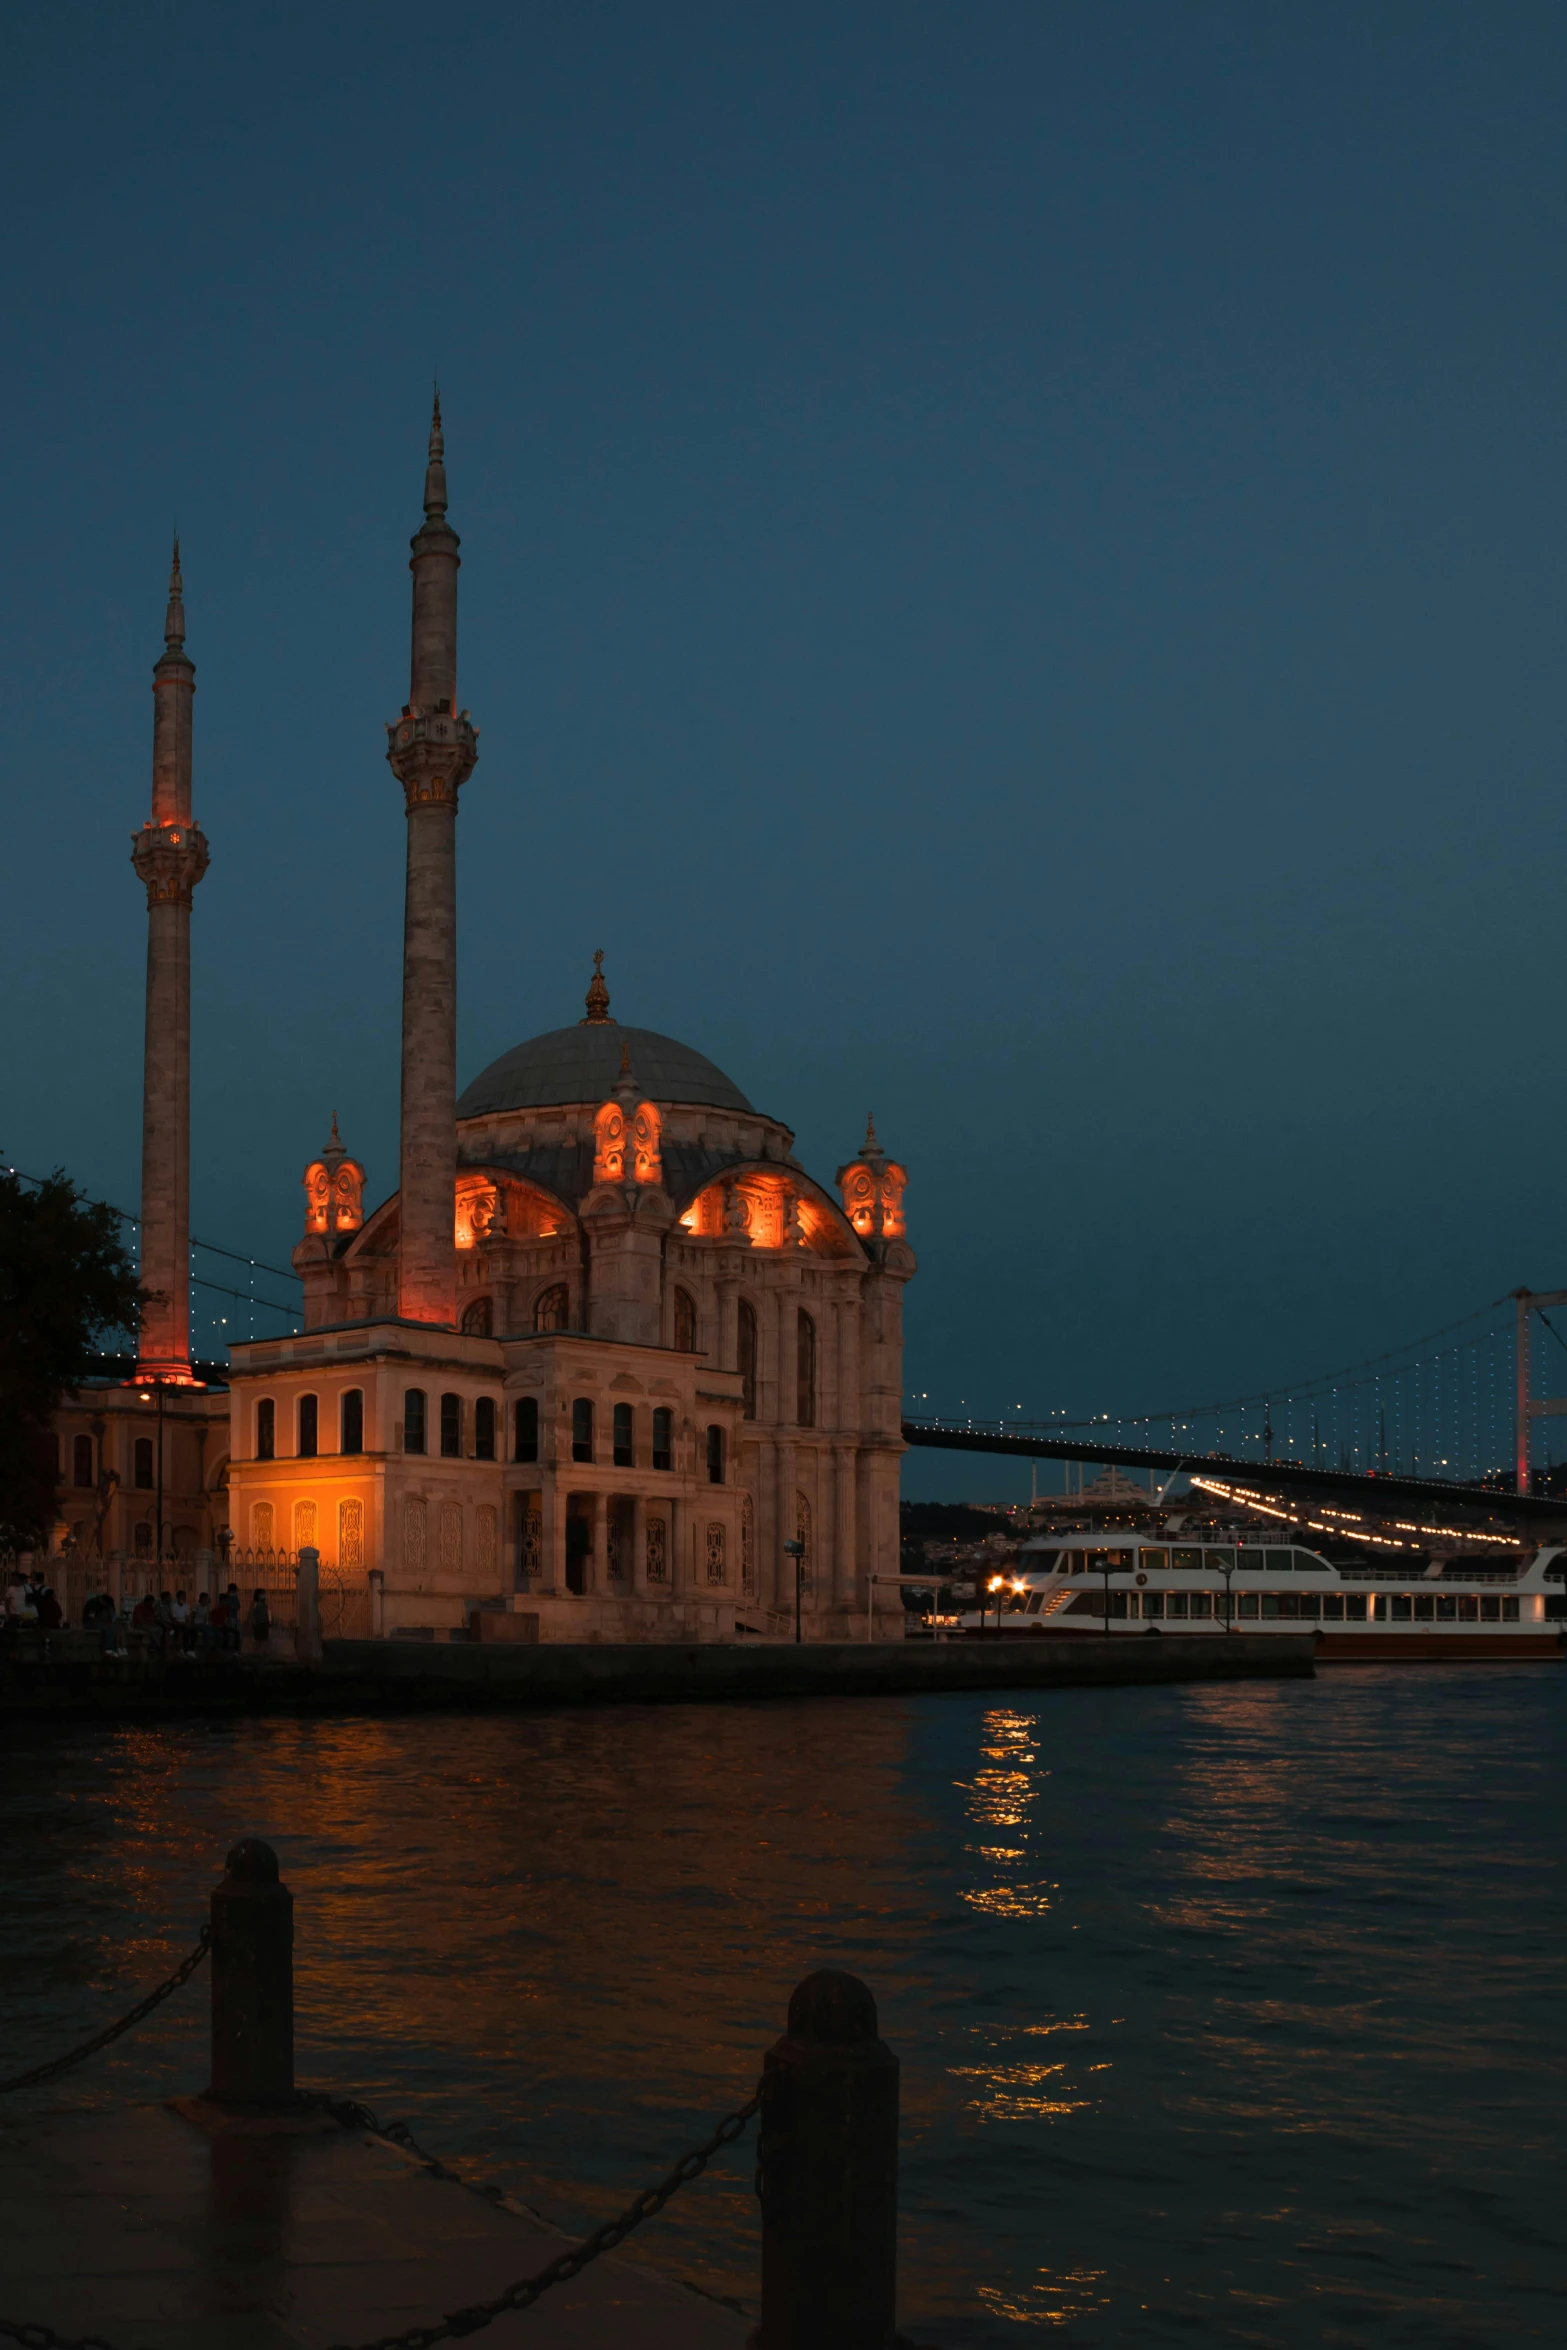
(53, 408, 915, 1640)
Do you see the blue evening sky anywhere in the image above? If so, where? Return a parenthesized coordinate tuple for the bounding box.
(4, 3, 1566, 1498)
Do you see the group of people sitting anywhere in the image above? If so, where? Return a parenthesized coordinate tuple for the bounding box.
(3, 1569, 275, 1653)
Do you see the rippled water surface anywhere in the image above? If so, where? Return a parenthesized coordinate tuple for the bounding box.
(2, 1668, 1564, 2345)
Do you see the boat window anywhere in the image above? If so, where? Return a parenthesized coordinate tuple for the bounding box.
(1293, 1554, 1320, 1572)
(1414, 1595, 1435, 1621)
(1025, 1590, 1046, 1614)
(1239, 1548, 1267, 1573)
(1481, 1596, 1500, 1622)
(1142, 1591, 1164, 1617)
(1141, 1547, 1168, 1570)
(1344, 1593, 1366, 1621)
(1172, 1547, 1201, 1571)
(1322, 1593, 1345, 1621)
(1436, 1595, 1456, 1620)
(1209, 1548, 1236, 1570)
(1028, 1550, 1059, 1573)
(1391, 1595, 1412, 1621)
(1297, 1594, 1320, 1620)
(1188, 1591, 1212, 1618)
(1502, 1596, 1519, 1621)
(1239, 1591, 1260, 1618)
(1166, 1591, 1188, 1617)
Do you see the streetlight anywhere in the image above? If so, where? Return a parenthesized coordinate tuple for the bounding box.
(1218, 1547, 1237, 1634)
(783, 1537, 806, 1644)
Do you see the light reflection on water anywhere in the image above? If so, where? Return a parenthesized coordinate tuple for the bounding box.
(1, 1668, 1563, 2344)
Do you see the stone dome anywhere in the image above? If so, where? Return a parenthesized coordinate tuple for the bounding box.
(456, 1024, 754, 1119)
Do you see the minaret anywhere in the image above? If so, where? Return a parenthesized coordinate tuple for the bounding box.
(130, 542, 209, 1381)
(385, 397, 479, 1324)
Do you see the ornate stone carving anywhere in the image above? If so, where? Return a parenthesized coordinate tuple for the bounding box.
(339, 1497, 364, 1572)
(706, 1521, 726, 1583)
(385, 702, 478, 811)
(404, 1496, 427, 1574)
(836, 1114, 909, 1241)
(440, 1500, 463, 1573)
(130, 818, 209, 909)
(476, 1505, 497, 1576)
(741, 1493, 756, 1596)
(646, 1514, 667, 1583)
(302, 1114, 365, 1237)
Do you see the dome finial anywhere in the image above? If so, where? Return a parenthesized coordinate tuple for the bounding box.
(580, 948, 613, 1025)
(864, 1111, 879, 1153)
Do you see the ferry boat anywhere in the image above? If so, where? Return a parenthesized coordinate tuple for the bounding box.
(957, 1528, 1566, 1661)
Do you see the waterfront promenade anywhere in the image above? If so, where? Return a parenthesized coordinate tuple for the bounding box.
(0, 2102, 748, 2349)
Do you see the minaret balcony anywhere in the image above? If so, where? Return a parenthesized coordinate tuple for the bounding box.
(130, 817, 210, 908)
(386, 704, 478, 808)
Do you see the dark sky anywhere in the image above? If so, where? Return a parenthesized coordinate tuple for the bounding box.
(5, 3, 1566, 1499)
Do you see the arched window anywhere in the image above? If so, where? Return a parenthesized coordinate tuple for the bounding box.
(72, 1434, 94, 1487)
(706, 1424, 726, 1485)
(534, 1283, 570, 1332)
(403, 1390, 427, 1454)
(652, 1408, 673, 1472)
(674, 1288, 698, 1352)
(613, 1402, 634, 1467)
(796, 1310, 816, 1429)
(298, 1394, 318, 1459)
(341, 1389, 364, 1455)
(737, 1300, 758, 1421)
(514, 1397, 539, 1463)
(572, 1398, 595, 1463)
(475, 1397, 497, 1461)
(256, 1399, 276, 1461)
(134, 1437, 154, 1489)
(440, 1393, 462, 1458)
(461, 1296, 493, 1336)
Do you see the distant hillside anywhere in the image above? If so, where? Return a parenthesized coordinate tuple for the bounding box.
(900, 1501, 1014, 1544)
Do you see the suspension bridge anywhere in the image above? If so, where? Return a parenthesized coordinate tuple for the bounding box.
(902, 1287, 1567, 1531)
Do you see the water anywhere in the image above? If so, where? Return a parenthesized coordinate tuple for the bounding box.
(2, 1668, 1564, 2345)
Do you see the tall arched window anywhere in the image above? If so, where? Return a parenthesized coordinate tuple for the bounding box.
(572, 1398, 595, 1463)
(340, 1389, 364, 1455)
(403, 1390, 427, 1454)
(475, 1397, 497, 1461)
(706, 1424, 726, 1485)
(613, 1402, 634, 1467)
(737, 1301, 758, 1421)
(72, 1434, 94, 1487)
(796, 1310, 816, 1429)
(514, 1397, 539, 1463)
(652, 1407, 673, 1472)
(674, 1288, 698, 1352)
(134, 1437, 154, 1489)
(297, 1394, 318, 1458)
(534, 1283, 570, 1332)
(440, 1393, 462, 1458)
(256, 1399, 276, 1461)
(461, 1296, 494, 1336)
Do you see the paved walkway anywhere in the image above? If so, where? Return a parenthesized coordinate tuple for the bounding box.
(0, 2103, 749, 2349)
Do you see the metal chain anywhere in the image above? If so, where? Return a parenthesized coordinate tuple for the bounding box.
(325, 2084, 764, 2350)
(0, 2067, 759, 2350)
(0, 1927, 211, 2097)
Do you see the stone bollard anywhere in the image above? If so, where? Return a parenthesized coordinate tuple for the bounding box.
(758, 1970, 899, 2350)
(369, 1567, 385, 1638)
(208, 1838, 294, 2107)
(295, 1545, 322, 1666)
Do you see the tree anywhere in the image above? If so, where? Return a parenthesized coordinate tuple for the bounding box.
(0, 1165, 140, 1546)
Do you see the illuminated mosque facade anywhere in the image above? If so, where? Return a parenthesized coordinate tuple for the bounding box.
(98, 409, 916, 1639)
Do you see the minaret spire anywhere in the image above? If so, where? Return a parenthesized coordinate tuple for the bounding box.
(130, 543, 210, 1382)
(385, 401, 479, 1326)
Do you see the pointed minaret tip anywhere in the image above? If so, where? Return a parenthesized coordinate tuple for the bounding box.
(864, 1112, 879, 1153)
(423, 390, 448, 517)
(164, 534, 186, 648)
(328, 1111, 342, 1148)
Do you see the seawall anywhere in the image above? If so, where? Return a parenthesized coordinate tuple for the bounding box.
(0, 1633, 1314, 1722)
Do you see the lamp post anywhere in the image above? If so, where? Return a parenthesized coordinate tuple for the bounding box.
(784, 1537, 806, 1644)
(1219, 1548, 1236, 1633)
